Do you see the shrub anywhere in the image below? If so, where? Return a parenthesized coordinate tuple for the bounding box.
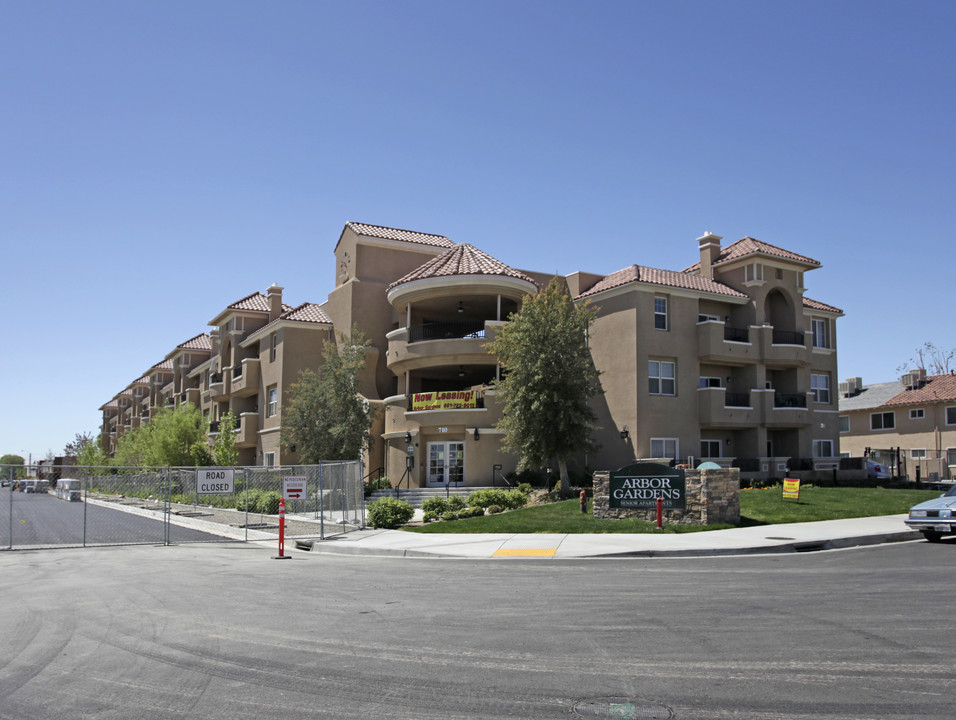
(459, 506, 485, 519)
(466, 488, 528, 510)
(259, 490, 282, 515)
(422, 510, 440, 523)
(421, 496, 450, 515)
(364, 476, 393, 497)
(440, 511, 459, 522)
(367, 497, 415, 529)
(446, 494, 467, 511)
(516, 482, 533, 496)
(487, 504, 504, 514)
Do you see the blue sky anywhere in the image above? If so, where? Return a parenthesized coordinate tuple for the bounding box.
(2, 0, 953, 461)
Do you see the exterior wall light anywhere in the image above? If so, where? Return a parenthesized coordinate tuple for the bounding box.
(620, 426, 629, 440)
(474, 427, 479, 441)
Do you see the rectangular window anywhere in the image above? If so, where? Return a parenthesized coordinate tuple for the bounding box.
(270, 333, 278, 362)
(701, 440, 721, 458)
(264, 452, 276, 467)
(910, 408, 924, 420)
(651, 438, 678, 461)
(649, 360, 676, 395)
(266, 386, 278, 417)
(654, 297, 668, 330)
(813, 439, 834, 457)
(911, 449, 926, 459)
(699, 377, 721, 388)
(839, 415, 850, 433)
(811, 373, 830, 404)
(745, 262, 764, 282)
(811, 318, 830, 349)
(698, 313, 719, 323)
(948, 448, 956, 467)
(947, 407, 956, 426)
(871, 411, 895, 430)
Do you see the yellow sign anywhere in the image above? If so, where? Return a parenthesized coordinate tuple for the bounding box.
(411, 391, 477, 411)
(783, 478, 800, 500)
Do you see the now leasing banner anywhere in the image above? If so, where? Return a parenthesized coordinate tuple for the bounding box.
(783, 478, 801, 500)
(411, 391, 477, 411)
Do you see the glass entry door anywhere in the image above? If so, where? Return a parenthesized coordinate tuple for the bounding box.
(427, 442, 465, 487)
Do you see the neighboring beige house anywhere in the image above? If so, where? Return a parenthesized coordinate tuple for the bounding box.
(100, 222, 843, 484)
(839, 369, 956, 481)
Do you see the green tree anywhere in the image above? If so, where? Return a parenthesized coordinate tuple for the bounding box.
(0, 454, 26, 479)
(75, 434, 110, 468)
(214, 410, 239, 466)
(487, 278, 602, 496)
(113, 404, 208, 468)
(282, 325, 377, 463)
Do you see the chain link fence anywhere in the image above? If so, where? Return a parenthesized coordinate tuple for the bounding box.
(1, 462, 365, 551)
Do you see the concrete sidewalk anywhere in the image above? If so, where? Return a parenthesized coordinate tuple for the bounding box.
(288, 514, 922, 559)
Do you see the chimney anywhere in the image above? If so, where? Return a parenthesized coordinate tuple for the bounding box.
(267, 283, 284, 322)
(697, 231, 722, 279)
(209, 327, 220, 354)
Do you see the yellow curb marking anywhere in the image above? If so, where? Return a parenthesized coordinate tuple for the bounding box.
(493, 548, 557, 557)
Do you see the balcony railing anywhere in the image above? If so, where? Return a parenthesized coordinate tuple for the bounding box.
(232, 364, 242, 379)
(211, 372, 223, 383)
(774, 393, 807, 408)
(771, 330, 805, 346)
(209, 420, 221, 433)
(408, 321, 486, 343)
(724, 326, 749, 343)
(725, 392, 751, 407)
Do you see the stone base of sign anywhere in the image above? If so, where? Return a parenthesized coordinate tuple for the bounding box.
(593, 467, 740, 525)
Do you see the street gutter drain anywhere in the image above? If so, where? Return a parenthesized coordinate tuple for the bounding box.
(573, 696, 674, 719)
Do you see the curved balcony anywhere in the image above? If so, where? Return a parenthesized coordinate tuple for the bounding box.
(387, 321, 501, 374)
(759, 326, 810, 368)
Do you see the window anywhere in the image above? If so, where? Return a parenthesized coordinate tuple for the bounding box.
(911, 449, 926, 459)
(264, 452, 276, 467)
(745, 262, 764, 282)
(775, 268, 783, 280)
(947, 407, 956, 426)
(910, 408, 924, 420)
(811, 373, 830, 404)
(698, 313, 719, 323)
(811, 318, 830, 349)
(839, 415, 850, 433)
(270, 333, 278, 362)
(649, 360, 676, 395)
(813, 439, 834, 457)
(651, 438, 678, 461)
(654, 297, 668, 330)
(699, 377, 721, 388)
(266, 386, 278, 417)
(701, 440, 721, 458)
(948, 448, 956, 467)
(871, 411, 895, 430)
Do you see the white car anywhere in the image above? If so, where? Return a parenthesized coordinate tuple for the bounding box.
(866, 459, 891, 480)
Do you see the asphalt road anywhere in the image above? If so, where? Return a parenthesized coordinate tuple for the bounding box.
(0, 539, 952, 719)
(0, 488, 227, 548)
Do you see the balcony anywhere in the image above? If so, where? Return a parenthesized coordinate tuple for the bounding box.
(180, 388, 200, 406)
(209, 372, 228, 400)
(696, 321, 758, 366)
(698, 388, 759, 428)
(759, 391, 811, 427)
(236, 412, 258, 448)
(230, 359, 260, 397)
(401, 387, 500, 427)
(760, 327, 809, 368)
(387, 321, 501, 375)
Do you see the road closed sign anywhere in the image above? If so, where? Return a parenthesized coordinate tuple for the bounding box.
(197, 468, 235, 495)
(283, 476, 307, 500)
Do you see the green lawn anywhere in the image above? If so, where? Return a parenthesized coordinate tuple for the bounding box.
(402, 486, 940, 534)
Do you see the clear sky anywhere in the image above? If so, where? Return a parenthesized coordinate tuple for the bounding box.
(2, 0, 953, 461)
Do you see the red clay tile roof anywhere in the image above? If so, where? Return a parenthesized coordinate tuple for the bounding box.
(149, 359, 174, 371)
(277, 303, 332, 325)
(882, 374, 956, 406)
(100, 399, 119, 411)
(226, 292, 292, 314)
(176, 333, 212, 351)
(131, 376, 150, 385)
(803, 297, 843, 314)
(347, 222, 454, 249)
(684, 237, 821, 272)
(388, 243, 539, 291)
(578, 264, 748, 300)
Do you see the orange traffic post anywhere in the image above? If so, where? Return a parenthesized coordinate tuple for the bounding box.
(273, 497, 291, 560)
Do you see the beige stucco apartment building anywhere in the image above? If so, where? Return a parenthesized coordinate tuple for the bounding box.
(839, 370, 956, 481)
(101, 222, 843, 485)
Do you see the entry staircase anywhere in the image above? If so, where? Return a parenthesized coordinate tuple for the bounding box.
(367, 486, 506, 509)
